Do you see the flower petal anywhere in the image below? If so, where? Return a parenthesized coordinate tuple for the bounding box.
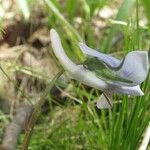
(79, 42, 120, 68)
(50, 29, 77, 73)
(96, 90, 113, 109)
(110, 84, 144, 96)
(50, 29, 108, 91)
(50, 29, 145, 98)
(116, 51, 149, 86)
(79, 43, 149, 86)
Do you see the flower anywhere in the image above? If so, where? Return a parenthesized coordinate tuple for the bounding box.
(50, 29, 149, 109)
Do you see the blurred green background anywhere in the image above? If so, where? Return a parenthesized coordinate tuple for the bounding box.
(0, 0, 149, 149)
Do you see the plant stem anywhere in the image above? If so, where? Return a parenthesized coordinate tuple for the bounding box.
(21, 69, 64, 150)
(136, 0, 139, 49)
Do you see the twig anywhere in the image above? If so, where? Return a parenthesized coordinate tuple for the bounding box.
(21, 69, 64, 150)
(0, 103, 33, 150)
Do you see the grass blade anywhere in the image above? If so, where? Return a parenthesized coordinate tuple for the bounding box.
(101, 0, 136, 52)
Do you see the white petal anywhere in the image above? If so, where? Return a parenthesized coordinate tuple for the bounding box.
(50, 29, 108, 91)
(110, 84, 144, 96)
(96, 90, 113, 109)
(79, 43, 149, 86)
(79, 42, 120, 68)
(50, 29, 145, 98)
(50, 29, 77, 73)
(117, 51, 149, 86)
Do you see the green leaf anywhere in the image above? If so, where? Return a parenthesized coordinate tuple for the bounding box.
(85, 0, 108, 16)
(66, 0, 78, 21)
(148, 49, 150, 65)
(83, 57, 133, 83)
(101, 0, 136, 51)
(142, 0, 150, 24)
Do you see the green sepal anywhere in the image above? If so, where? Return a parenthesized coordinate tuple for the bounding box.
(83, 57, 133, 83)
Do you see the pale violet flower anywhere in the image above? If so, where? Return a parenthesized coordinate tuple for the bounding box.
(50, 29, 149, 109)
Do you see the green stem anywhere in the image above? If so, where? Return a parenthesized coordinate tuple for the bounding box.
(21, 69, 64, 150)
(136, 0, 139, 49)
